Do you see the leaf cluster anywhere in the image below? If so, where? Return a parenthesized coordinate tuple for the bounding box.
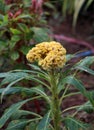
(0, 56, 94, 129)
(0, 0, 50, 71)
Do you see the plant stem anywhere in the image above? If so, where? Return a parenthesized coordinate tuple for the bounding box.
(50, 72, 61, 130)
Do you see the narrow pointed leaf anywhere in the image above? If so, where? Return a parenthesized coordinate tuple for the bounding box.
(0, 72, 29, 86)
(11, 110, 41, 120)
(37, 111, 51, 130)
(78, 101, 94, 113)
(75, 66, 94, 75)
(75, 56, 94, 67)
(6, 118, 40, 130)
(6, 120, 30, 130)
(31, 87, 50, 103)
(1, 78, 24, 101)
(73, 0, 85, 27)
(85, 0, 93, 10)
(58, 76, 87, 96)
(64, 117, 89, 130)
(0, 98, 32, 128)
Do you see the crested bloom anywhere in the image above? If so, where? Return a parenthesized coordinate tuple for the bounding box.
(26, 41, 66, 70)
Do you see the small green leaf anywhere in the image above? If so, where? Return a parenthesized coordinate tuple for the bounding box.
(32, 27, 50, 42)
(37, 111, 51, 130)
(10, 35, 20, 49)
(66, 54, 75, 61)
(20, 45, 32, 55)
(23, 0, 31, 7)
(17, 14, 32, 19)
(10, 51, 19, 60)
(25, 30, 34, 40)
(18, 23, 29, 32)
(0, 40, 7, 51)
(1, 78, 24, 101)
(10, 28, 22, 35)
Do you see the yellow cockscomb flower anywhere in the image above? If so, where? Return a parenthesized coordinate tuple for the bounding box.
(26, 41, 66, 70)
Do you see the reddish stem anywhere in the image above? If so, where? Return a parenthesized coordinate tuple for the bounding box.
(52, 34, 94, 52)
(34, 99, 41, 113)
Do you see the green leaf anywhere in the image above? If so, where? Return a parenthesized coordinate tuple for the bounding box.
(0, 1, 6, 13)
(18, 23, 29, 32)
(1, 78, 24, 101)
(44, 2, 56, 10)
(78, 101, 94, 113)
(84, 0, 93, 10)
(64, 117, 89, 130)
(0, 98, 32, 128)
(32, 27, 50, 42)
(0, 72, 29, 85)
(20, 45, 32, 55)
(26, 122, 37, 130)
(75, 56, 94, 67)
(0, 72, 11, 78)
(6, 120, 29, 130)
(10, 51, 19, 60)
(31, 86, 50, 103)
(10, 35, 20, 49)
(86, 91, 94, 107)
(1, 15, 8, 26)
(24, 29, 34, 40)
(17, 14, 32, 19)
(6, 118, 41, 130)
(28, 64, 48, 76)
(0, 14, 3, 22)
(66, 54, 75, 61)
(73, 0, 85, 27)
(10, 28, 22, 35)
(23, 0, 31, 7)
(37, 111, 51, 130)
(73, 56, 94, 75)
(0, 40, 7, 51)
(62, 0, 69, 17)
(0, 87, 22, 95)
(28, 64, 43, 72)
(75, 66, 94, 76)
(58, 76, 87, 96)
(11, 110, 41, 120)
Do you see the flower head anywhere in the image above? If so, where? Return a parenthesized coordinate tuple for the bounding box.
(26, 41, 66, 70)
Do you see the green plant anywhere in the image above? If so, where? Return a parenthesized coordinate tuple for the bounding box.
(0, 0, 50, 71)
(62, 0, 94, 26)
(48, 0, 94, 27)
(0, 41, 94, 130)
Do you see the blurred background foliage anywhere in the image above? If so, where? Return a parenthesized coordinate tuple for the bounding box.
(0, 0, 51, 71)
(0, 0, 94, 71)
(45, 0, 94, 26)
